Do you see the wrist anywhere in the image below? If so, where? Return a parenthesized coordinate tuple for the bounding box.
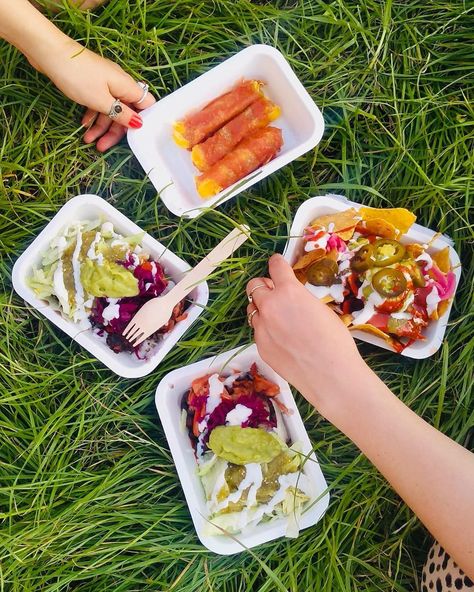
(0, 0, 77, 74)
(29, 27, 79, 74)
(302, 354, 382, 426)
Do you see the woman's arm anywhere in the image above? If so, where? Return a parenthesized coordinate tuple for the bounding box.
(247, 254, 474, 578)
(0, 0, 155, 151)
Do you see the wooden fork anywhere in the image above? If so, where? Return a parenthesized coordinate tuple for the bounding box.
(122, 225, 250, 347)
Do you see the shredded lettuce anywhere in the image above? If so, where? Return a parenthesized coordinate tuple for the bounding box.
(28, 220, 145, 317)
(198, 439, 312, 536)
(29, 266, 56, 299)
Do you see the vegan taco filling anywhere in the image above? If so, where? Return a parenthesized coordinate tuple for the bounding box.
(29, 220, 187, 358)
(292, 206, 457, 353)
(181, 364, 313, 535)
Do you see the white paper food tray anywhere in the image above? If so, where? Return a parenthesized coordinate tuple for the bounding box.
(283, 194, 461, 359)
(155, 343, 330, 555)
(128, 44, 325, 218)
(12, 194, 209, 378)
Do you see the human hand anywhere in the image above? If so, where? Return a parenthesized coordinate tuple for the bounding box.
(37, 39, 155, 151)
(33, 0, 108, 10)
(246, 254, 371, 415)
(1, 0, 154, 151)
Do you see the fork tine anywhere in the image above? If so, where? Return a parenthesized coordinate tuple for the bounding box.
(124, 325, 143, 343)
(122, 321, 138, 339)
(127, 329, 146, 347)
(128, 331, 147, 348)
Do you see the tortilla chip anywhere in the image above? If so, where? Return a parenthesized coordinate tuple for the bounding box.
(405, 243, 425, 259)
(340, 313, 353, 326)
(294, 268, 307, 284)
(437, 299, 450, 319)
(338, 227, 358, 241)
(292, 248, 325, 271)
(356, 218, 397, 239)
(310, 208, 358, 239)
(359, 206, 416, 236)
(349, 323, 390, 339)
(349, 324, 400, 351)
(326, 248, 339, 261)
(432, 246, 451, 273)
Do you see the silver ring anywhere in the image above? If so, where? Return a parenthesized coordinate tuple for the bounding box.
(136, 81, 149, 105)
(108, 98, 123, 120)
(247, 309, 258, 328)
(247, 283, 268, 303)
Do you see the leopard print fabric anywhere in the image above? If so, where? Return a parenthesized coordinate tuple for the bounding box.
(422, 542, 473, 591)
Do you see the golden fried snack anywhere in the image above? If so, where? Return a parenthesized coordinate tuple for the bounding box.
(191, 97, 280, 171)
(195, 126, 283, 198)
(173, 80, 263, 149)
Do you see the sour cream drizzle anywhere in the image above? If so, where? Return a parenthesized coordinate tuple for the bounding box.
(305, 282, 345, 303)
(53, 259, 70, 315)
(51, 230, 70, 315)
(304, 232, 330, 252)
(72, 227, 87, 322)
(225, 404, 252, 426)
(87, 232, 100, 259)
(102, 298, 121, 322)
(243, 472, 312, 529)
(351, 289, 385, 326)
(205, 374, 226, 415)
(211, 463, 263, 513)
(426, 285, 441, 317)
(87, 231, 104, 266)
(416, 251, 433, 270)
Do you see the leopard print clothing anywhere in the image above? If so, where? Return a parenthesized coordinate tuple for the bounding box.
(422, 542, 473, 591)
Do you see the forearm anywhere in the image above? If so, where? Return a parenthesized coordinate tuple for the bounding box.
(0, 0, 74, 69)
(316, 369, 474, 578)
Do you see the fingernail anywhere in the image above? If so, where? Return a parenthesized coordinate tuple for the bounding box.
(129, 115, 143, 129)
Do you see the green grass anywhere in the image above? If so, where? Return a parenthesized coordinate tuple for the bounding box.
(1, 1, 473, 590)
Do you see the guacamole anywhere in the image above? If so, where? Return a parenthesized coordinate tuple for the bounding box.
(208, 425, 283, 465)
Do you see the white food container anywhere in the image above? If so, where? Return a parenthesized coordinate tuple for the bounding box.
(283, 194, 462, 359)
(12, 194, 209, 378)
(128, 44, 325, 218)
(155, 343, 330, 555)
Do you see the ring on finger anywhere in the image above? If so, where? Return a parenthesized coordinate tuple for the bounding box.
(136, 81, 149, 105)
(247, 283, 268, 303)
(108, 98, 123, 119)
(247, 309, 258, 328)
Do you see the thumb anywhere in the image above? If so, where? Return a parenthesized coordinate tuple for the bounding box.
(268, 253, 296, 286)
(101, 73, 153, 129)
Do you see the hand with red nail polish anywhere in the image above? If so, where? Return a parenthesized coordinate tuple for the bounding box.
(128, 115, 143, 129)
(60, 44, 155, 151)
(0, 0, 155, 152)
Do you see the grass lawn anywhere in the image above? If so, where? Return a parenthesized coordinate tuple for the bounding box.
(1, 1, 473, 590)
